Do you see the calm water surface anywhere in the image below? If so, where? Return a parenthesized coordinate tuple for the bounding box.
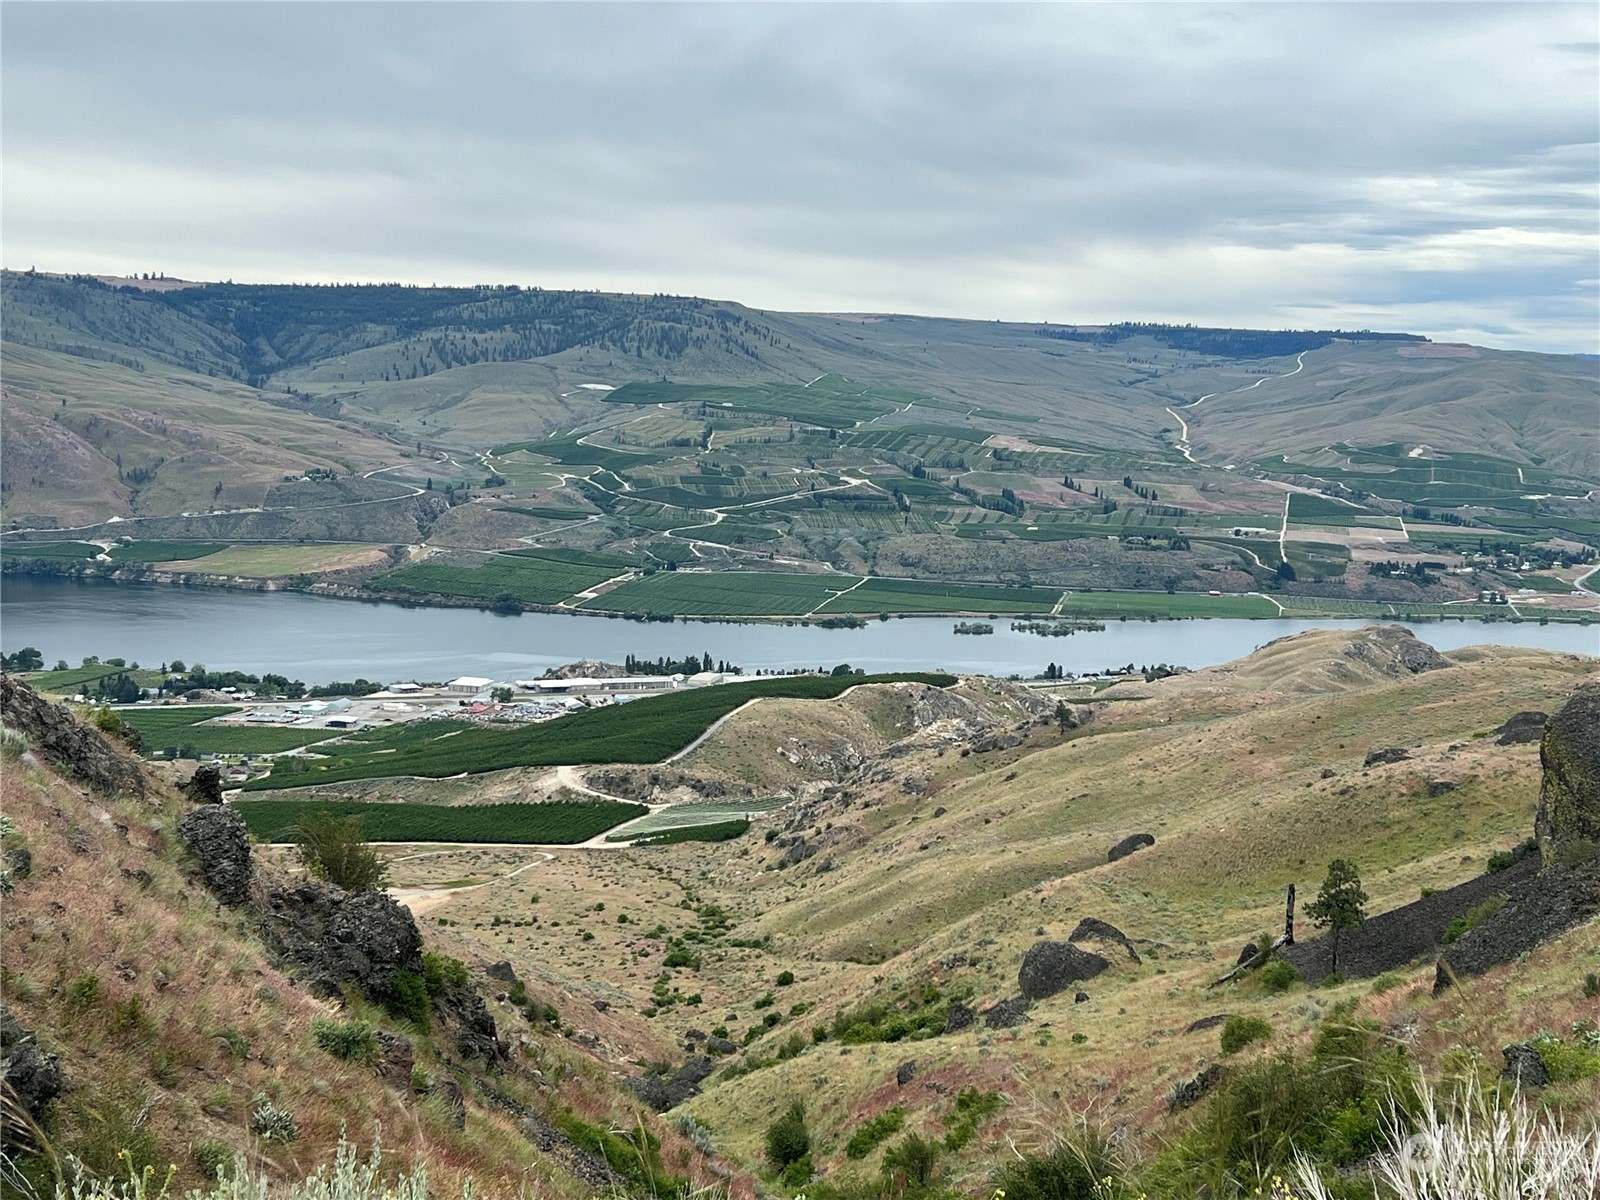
(2, 577, 1594, 683)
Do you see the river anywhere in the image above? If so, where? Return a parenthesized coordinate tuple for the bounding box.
(1, 577, 1594, 683)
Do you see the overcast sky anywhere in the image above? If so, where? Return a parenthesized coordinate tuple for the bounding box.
(3, 3, 1596, 353)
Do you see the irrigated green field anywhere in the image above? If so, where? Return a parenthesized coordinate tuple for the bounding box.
(243, 673, 954, 789)
(0, 541, 101, 560)
(118, 706, 345, 756)
(819, 577, 1061, 615)
(579, 571, 858, 616)
(366, 549, 629, 606)
(232, 799, 647, 844)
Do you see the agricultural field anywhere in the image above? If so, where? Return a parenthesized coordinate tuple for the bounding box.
(232, 799, 646, 844)
(365, 548, 629, 607)
(117, 705, 345, 756)
(105, 541, 232, 563)
(491, 432, 668, 472)
(19, 663, 164, 694)
(579, 570, 859, 616)
(0, 541, 102, 560)
(605, 375, 907, 428)
(608, 797, 790, 841)
(156, 543, 389, 577)
(818, 577, 1062, 615)
(1283, 540, 1351, 579)
(1054, 589, 1281, 618)
(242, 673, 954, 790)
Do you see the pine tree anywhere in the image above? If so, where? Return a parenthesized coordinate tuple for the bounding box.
(1306, 859, 1368, 975)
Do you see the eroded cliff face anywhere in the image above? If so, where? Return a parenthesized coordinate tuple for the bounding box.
(0, 673, 145, 799)
(1535, 681, 1600, 854)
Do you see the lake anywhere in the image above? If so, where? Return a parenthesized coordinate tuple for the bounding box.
(2, 576, 1594, 683)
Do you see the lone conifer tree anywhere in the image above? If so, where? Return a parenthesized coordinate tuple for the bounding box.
(1306, 859, 1368, 975)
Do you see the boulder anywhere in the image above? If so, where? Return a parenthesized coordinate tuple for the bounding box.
(182, 764, 224, 805)
(1068, 917, 1141, 964)
(0, 675, 145, 799)
(1340, 625, 1450, 676)
(1501, 1043, 1550, 1089)
(895, 1059, 917, 1086)
(258, 881, 424, 1002)
(943, 1002, 975, 1033)
(1495, 711, 1548, 746)
(1107, 833, 1156, 862)
(706, 1036, 737, 1055)
(630, 1054, 716, 1110)
(1, 1005, 63, 1127)
(1427, 779, 1458, 797)
(983, 997, 1029, 1029)
(1364, 747, 1411, 768)
(485, 961, 519, 984)
(1185, 1014, 1231, 1034)
(1019, 940, 1110, 1000)
(1168, 1063, 1226, 1111)
(177, 804, 252, 905)
(1535, 683, 1600, 853)
(438, 983, 508, 1066)
(374, 1030, 415, 1086)
(1073, 991, 1089, 1004)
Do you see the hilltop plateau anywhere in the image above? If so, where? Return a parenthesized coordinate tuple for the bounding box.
(3, 627, 1598, 1197)
(3, 271, 1596, 627)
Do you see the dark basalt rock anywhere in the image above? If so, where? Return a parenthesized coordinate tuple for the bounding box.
(5, 847, 32, 883)
(1185, 1014, 1232, 1034)
(1069, 917, 1141, 964)
(375, 1030, 415, 1086)
(440, 983, 509, 1066)
(0, 675, 145, 799)
(1074, 991, 1089, 1004)
(177, 804, 252, 905)
(1434, 858, 1600, 992)
(258, 881, 424, 1002)
(182, 764, 224, 805)
(1501, 1043, 1550, 1089)
(943, 1002, 976, 1033)
(706, 1036, 738, 1055)
(1535, 683, 1600, 852)
(896, 1059, 917, 1086)
(1107, 832, 1156, 862)
(1364, 747, 1411, 768)
(983, 997, 1030, 1029)
(485, 961, 519, 984)
(629, 1054, 716, 1111)
(1168, 1063, 1226, 1111)
(1019, 940, 1111, 1000)
(1495, 711, 1547, 746)
(1, 1004, 63, 1127)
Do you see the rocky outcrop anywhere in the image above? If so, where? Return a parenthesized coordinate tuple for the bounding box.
(1168, 1063, 1226, 1111)
(983, 997, 1029, 1029)
(258, 881, 424, 1002)
(1501, 1043, 1550, 1089)
(1018, 940, 1110, 1000)
(1281, 849, 1539, 985)
(1, 1005, 63, 1130)
(1534, 683, 1600, 853)
(1495, 711, 1547, 746)
(628, 1054, 715, 1111)
(1107, 832, 1155, 862)
(182, 764, 224, 805)
(1363, 747, 1411, 768)
(943, 1002, 975, 1033)
(1068, 917, 1141, 964)
(440, 983, 509, 1066)
(1340, 625, 1450, 676)
(177, 804, 252, 905)
(1434, 858, 1600, 992)
(0, 675, 145, 799)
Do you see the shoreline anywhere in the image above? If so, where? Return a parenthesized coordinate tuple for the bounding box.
(3, 557, 1597, 628)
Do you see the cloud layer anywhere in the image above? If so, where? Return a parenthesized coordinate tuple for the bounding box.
(3, 2, 1596, 352)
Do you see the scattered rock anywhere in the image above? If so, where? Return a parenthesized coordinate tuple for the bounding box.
(895, 1060, 917, 1086)
(1236, 942, 1260, 967)
(1427, 779, 1458, 797)
(1107, 833, 1156, 862)
(1320, 768, 1337, 779)
(374, 1030, 415, 1086)
(5, 847, 33, 882)
(1535, 683, 1600, 853)
(706, 1036, 737, 1055)
(592, 999, 610, 1012)
(1074, 992, 1089, 1004)
(440, 983, 508, 1065)
(943, 1003, 975, 1033)
(1018, 941, 1110, 1000)
(630, 1055, 716, 1111)
(485, 961, 519, 984)
(0, 675, 145, 799)
(1495, 711, 1547, 746)
(983, 997, 1030, 1029)
(1364, 746, 1411, 768)
(1, 1004, 63, 1128)
(932, 806, 947, 818)
(1185, 1014, 1232, 1034)
(1068, 917, 1141, 964)
(1168, 1063, 1226, 1111)
(1501, 1043, 1550, 1089)
(434, 1077, 467, 1129)
(1434, 858, 1600, 992)
(177, 805, 252, 905)
(182, 764, 224, 805)
(972, 733, 1023, 754)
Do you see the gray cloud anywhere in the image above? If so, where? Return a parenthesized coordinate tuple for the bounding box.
(3, 1, 1595, 352)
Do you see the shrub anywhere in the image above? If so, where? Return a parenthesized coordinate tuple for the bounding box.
(1585, 973, 1600, 999)
(387, 970, 432, 1027)
(65, 972, 102, 1010)
(1531, 1032, 1600, 1083)
(943, 1087, 1005, 1151)
(776, 970, 796, 986)
(249, 1095, 298, 1143)
(312, 1017, 376, 1063)
(293, 809, 389, 892)
(765, 1099, 811, 1170)
(192, 1140, 233, 1181)
(1259, 960, 1299, 994)
(1442, 894, 1507, 944)
(845, 1105, 906, 1159)
(992, 1119, 1126, 1200)
(422, 950, 469, 995)
(881, 1133, 940, 1189)
(1369, 972, 1404, 994)
(1220, 1015, 1273, 1055)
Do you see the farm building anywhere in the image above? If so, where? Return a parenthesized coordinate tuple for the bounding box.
(447, 676, 495, 695)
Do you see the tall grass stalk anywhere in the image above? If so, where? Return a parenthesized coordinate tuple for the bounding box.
(1291, 1071, 1600, 1200)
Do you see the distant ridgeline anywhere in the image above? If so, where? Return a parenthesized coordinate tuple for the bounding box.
(1035, 323, 1428, 358)
(1, 272, 772, 387)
